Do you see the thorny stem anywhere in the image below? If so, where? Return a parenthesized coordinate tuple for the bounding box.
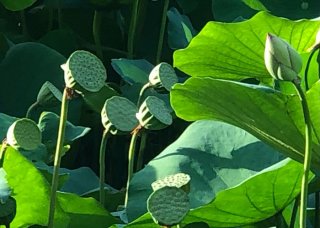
(93, 10, 104, 60)
(155, 0, 170, 64)
(48, 88, 69, 228)
(99, 129, 111, 206)
(292, 79, 312, 228)
(124, 127, 140, 207)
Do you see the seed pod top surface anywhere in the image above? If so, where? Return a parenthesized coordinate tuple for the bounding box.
(151, 173, 191, 192)
(136, 96, 172, 130)
(63, 50, 107, 93)
(148, 62, 178, 91)
(101, 96, 139, 134)
(147, 186, 190, 226)
(6, 118, 42, 151)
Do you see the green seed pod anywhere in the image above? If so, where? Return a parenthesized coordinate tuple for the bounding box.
(264, 33, 302, 81)
(6, 118, 42, 151)
(151, 173, 191, 193)
(148, 62, 178, 92)
(136, 96, 172, 130)
(147, 186, 190, 226)
(62, 50, 107, 94)
(101, 96, 139, 135)
(0, 196, 16, 226)
(37, 81, 63, 107)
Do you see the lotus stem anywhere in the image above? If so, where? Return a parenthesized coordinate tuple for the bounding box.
(48, 88, 69, 228)
(137, 82, 151, 107)
(304, 44, 320, 90)
(124, 127, 140, 207)
(127, 0, 140, 59)
(26, 101, 39, 119)
(93, 10, 104, 60)
(136, 131, 147, 171)
(99, 129, 111, 206)
(155, 0, 170, 64)
(292, 79, 312, 228)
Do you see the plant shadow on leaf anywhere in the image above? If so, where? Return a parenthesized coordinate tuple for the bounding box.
(126, 120, 283, 222)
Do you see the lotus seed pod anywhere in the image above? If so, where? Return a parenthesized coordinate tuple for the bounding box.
(151, 173, 191, 193)
(147, 186, 190, 226)
(63, 50, 107, 93)
(101, 96, 139, 134)
(0, 196, 16, 226)
(0, 168, 11, 204)
(6, 118, 42, 151)
(37, 81, 63, 107)
(264, 33, 302, 81)
(136, 96, 172, 130)
(148, 62, 178, 92)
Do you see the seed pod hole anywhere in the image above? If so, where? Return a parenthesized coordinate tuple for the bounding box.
(63, 50, 107, 93)
(6, 118, 42, 151)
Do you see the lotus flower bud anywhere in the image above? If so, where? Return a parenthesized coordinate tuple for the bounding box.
(264, 33, 302, 81)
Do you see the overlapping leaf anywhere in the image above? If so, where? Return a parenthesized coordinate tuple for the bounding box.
(173, 12, 320, 80)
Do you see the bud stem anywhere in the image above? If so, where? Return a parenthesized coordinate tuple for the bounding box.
(292, 80, 312, 228)
(99, 128, 111, 206)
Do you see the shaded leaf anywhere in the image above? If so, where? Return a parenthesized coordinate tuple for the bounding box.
(0, 0, 36, 11)
(126, 120, 282, 221)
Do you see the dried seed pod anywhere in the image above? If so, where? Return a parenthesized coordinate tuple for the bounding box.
(6, 118, 42, 151)
(148, 62, 178, 92)
(101, 96, 139, 134)
(136, 96, 172, 130)
(63, 50, 107, 93)
(147, 186, 189, 226)
(151, 173, 191, 193)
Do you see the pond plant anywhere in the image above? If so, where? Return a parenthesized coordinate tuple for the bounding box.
(1, 0, 320, 228)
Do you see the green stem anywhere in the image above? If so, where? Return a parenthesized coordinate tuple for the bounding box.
(20, 10, 28, 38)
(304, 44, 319, 90)
(293, 80, 312, 228)
(48, 88, 69, 228)
(93, 10, 104, 60)
(47, 7, 54, 32)
(137, 83, 151, 107)
(127, 0, 140, 59)
(136, 131, 147, 171)
(57, 0, 63, 29)
(0, 140, 8, 168)
(124, 129, 140, 207)
(155, 0, 170, 64)
(99, 129, 111, 206)
(26, 101, 39, 119)
(290, 195, 299, 228)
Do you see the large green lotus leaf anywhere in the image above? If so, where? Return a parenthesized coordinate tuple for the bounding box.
(111, 59, 153, 85)
(183, 159, 312, 227)
(170, 77, 320, 171)
(0, 42, 66, 117)
(212, 0, 320, 22)
(0, 113, 17, 139)
(173, 12, 320, 81)
(57, 192, 118, 228)
(127, 159, 311, 227)
(3, 147, 69, 227)
(0, 0, 36, 11)
(38, 111, 91, 151)
(126, 120, 283, 221)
